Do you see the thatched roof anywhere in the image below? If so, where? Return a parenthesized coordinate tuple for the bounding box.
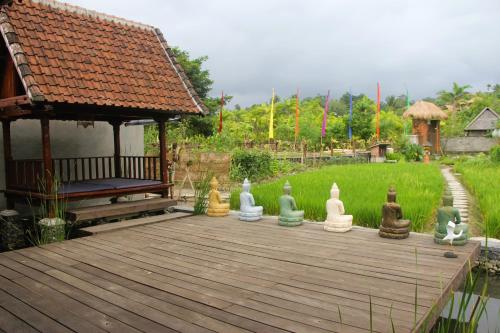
(403, 101, 448, 120)
(464, 108, 499, 131)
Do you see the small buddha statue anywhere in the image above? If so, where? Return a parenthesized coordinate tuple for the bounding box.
(206, 176, 230, 217)
(434, 190, 468, 245)
(379, 186, 411, 239)
(239, 178, 263, 221)
(278, 181, 304, 226)
(324, 183, 353, 232)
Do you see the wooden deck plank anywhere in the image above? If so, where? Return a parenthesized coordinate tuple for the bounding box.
(80, 231, 433, 313)
(46, 239, 404, 332)
(0, 254, 178, 333)
(79, 212, 191, 235)
(0, 306, 38, 333)
(0, 214, 479, 333)
(66, 198, 177, 222)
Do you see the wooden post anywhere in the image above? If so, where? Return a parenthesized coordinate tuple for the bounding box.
(40, 117, 54, 216)
(158, 119, 169, 198)
(2, 120, 14, 208)
(435, 121, 441, 154)
(111, 121, 121, 178)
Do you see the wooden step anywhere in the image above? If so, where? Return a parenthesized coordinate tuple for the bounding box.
(66, 198, 177, 222)
(79, 212, 191, 235)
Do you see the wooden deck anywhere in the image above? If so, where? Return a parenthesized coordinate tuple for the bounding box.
(0, 215, 480, 333)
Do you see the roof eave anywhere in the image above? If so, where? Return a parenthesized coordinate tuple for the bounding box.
(153, 28, 209, 116)
(0, 7, 44, 103)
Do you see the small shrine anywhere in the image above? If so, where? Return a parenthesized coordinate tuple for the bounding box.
(403, 101, 448, 154)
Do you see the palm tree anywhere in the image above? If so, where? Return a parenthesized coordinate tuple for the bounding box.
(436, 82, 471, 112)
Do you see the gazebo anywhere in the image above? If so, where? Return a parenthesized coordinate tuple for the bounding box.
(0, 0, 207, 215)
(403, 101, 448, 154)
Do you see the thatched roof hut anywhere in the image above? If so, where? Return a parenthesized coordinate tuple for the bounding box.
(403, 101, 448, 120)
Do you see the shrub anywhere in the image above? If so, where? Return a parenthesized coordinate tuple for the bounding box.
(490, 145, 500, 163)
(401, 143, 424, 161)
(385, 152, 403, 162)
(230, 149, 272, 182)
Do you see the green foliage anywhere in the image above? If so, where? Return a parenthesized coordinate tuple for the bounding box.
(489, 145, 500, 163)
(230, 149, 273, 182)
(26, 177, 69, 246)
(193, 172, 213, 215)
(385, 152, 404, 161)
(455, 157, 500, 238)
(230, 163, 443, 231)
(401, 143, 424, 161)
(171, 47, 213, 99)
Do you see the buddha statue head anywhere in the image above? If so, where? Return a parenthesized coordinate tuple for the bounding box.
(283, 181, 292, 195)
(210, 176, 219, 190)
(242, 178, 251, 193)
(387, 186, 397, 203)
(443, 189, 453, 206)
(330, 182, 340, 199)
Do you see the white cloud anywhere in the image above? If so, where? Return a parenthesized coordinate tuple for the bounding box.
(64, 0, 500, 106)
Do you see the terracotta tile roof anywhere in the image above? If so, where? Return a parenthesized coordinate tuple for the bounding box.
(0, 0, 207, 115)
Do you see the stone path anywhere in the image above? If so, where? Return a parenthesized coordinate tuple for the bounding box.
(441, 167, 469, 223)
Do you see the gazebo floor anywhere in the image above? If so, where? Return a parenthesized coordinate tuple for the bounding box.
(0, 215, 480, 333)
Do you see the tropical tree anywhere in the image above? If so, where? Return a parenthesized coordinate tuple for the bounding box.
(436, 82, 471, 112)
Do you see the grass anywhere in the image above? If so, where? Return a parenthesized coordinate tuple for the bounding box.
(230, 162, 444, 231)
(454, 158, 500, 239)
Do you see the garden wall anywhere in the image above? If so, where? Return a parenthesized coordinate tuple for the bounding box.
(441, 137, 497, 153)
(174, 151, 231, 190)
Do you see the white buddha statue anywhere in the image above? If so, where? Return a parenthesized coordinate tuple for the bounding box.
(239, 178, 263, 221)
(324, 182, 353, 232)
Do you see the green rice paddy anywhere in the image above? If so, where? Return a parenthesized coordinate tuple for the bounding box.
(455, 160, 500, 239)
(231, 163, 444, 232)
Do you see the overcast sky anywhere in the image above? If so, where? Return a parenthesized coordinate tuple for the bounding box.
(66, 0, 500, 107)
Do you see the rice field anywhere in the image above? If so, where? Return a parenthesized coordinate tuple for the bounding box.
(230, 163, 444, 231)
(455, 160, 500, 239)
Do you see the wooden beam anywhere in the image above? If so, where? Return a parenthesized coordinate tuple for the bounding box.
(0, 95, 29, 108)
(158, 120, 168, 198)
(0, 54, 15, 99)
(111, 121, 122, 178)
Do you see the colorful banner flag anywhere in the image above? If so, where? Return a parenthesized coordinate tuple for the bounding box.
(348, 90, 353, 140)
(218, 91, 224, 133)
(268, 88, 275, 140)
(295, 88, 300, 140)
(376, 82, 381, 140)
(321, 90, 330, 137)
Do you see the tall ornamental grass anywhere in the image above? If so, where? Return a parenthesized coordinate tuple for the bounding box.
(231, 163, 443, 231)
(455, 158, 500, 239)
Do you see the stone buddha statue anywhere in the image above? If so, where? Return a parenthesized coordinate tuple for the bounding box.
(324, 183, 353, 232)
(379, 186, 411, 239)
(206, 176, 230, 217)
(278, 181, 304, 226)
(239, 178, 263, 221)
(434, 190, 469, 245)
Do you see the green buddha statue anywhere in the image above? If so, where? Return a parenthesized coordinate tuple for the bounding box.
(278, 181, 304, 226)
(434, 190, 469, 245)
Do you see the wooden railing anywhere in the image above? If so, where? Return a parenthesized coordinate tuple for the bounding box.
(7, 156, 164, 191)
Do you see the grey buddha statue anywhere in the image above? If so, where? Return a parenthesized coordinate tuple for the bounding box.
(379, 186, 411, 239)
(278, 181, 304, 226)
(434, 190, 469, 245)
(239, 178, 263, 221)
